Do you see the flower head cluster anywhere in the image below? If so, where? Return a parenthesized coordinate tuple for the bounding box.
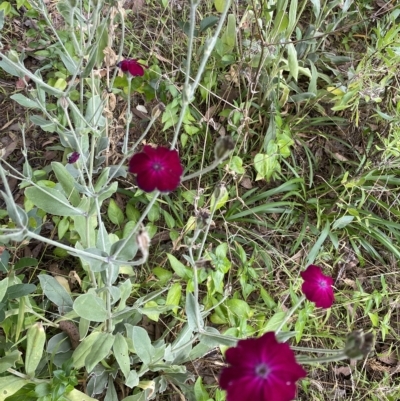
(219, 332, 306, 401)
(301, 264, 334, 308)
(129, 145, 183, 192)
(117, 59, 147, 77)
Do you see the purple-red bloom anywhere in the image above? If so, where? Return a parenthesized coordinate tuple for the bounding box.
(129, 145, 183, 192)
(67, 151, 80, 164)
(117, 59, 147, 76)
(219, 332, 306, 401)
(301, 264, 334, 309)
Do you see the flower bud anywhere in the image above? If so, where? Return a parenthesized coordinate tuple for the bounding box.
(58, 96, 69, 110)
(214, 136, 235, 161)
(344, 330, 374, 359)
(67, 151, 80, 164)
(195, 208, 211, 230)
(151, 102, 166, 119)
(136, 227, 150, 258)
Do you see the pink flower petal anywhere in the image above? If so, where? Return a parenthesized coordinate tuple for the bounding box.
(301, 264, 334, 308)
(128, 146, 183, 192)
(219, 332, 306, 401)
(117, 59, 145, 77)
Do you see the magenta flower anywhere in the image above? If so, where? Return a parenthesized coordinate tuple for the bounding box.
(129, 145, 183, 192)
(219, 332, 306, 401)
(301, 264, 334, 308)
(67, 151, 80, 164)
(117, 59, 147, 77)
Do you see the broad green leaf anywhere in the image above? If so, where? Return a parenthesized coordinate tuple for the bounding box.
(221, 14, 236, 49)
(0, 376, 30, 401)
(152, 267, 173, 284)
(25, 322, 46, 377)
(263, 311, 287, 332)
(0, 277, 8, 302)
(167, 254, 189, 278)
(194, 377, 209, 401)
(10, 93, 40, 109)
(58, 216, 70, 240)
(84, 333, 114, 372)
(287, 0, 298, 35)
(142, 301, 161, 322)
(113, 333, 130, 380)
(108, 199, 124, 225)
(229, 156, 245, 174)
(5, 283, 36, 300)
(65, 389, 98, 401)
(38, 275, 73, 308)
(30, 115, 57, 132)
(214, 0, 225, 12)
(0, 350, 21, 374)
(73, 293, 108, 322)
(52, 162, 81, 207)
(166, 283, 181, 314)
(287, 43, 298, 81)
(210, 185, 229, 211)
(14, 257, 38, 269)
(186, 292, 203, 331)
(25, 186, 83, 216)
(72, 332, 102, 369)
(332, 215, 354, 230)
(131, 326, 154, 366)
(85, 94, 105, 128)
(225, 299, 252, 318)
(110, 234, 138, 261)
(254, 149, 279, 181)
(199, 15, 219, 32)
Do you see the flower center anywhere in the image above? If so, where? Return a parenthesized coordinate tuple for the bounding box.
(152, 162, 164, 171)
(255, 363, 270, 379)
(318, 279, 328, 288)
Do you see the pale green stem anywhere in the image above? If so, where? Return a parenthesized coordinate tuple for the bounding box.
(104, 114, 158, 187)
(275, 294, 306, 334)
(291, 346, 344, 354)
(7, 368, 47, 382)
(0, 53, 63, 96)
(181, 158, 221, 182)
(188, 246, 203, 330)
(296, 352, 349, 365)
(0, 166, 24, 227)
(89, 135, 97, 187)
(26, 309, 59, 328)
(63, 107, 91, 183)
(122, 76, 133, 154)
(170, 0, 232, 149)
(111, 192, 160, 260)
(183, 0, 199, 90)
(37, 0, 77, 68)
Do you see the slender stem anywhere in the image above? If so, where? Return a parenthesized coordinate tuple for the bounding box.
(296, 352, 349, 365)
(291, 346, 345, 354)
(181, 159, 221, 182)
(183, 1, 198, 90)
(0, 53, 63, 96)
(104, 114, 158, 187)
(111, 192, 160, 260)
(275, 294, 306, 334)
(122, 77, 132, 154)
(170, 0, 231, 149)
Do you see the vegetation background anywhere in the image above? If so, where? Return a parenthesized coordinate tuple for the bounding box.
(0, 0, 400, 400)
